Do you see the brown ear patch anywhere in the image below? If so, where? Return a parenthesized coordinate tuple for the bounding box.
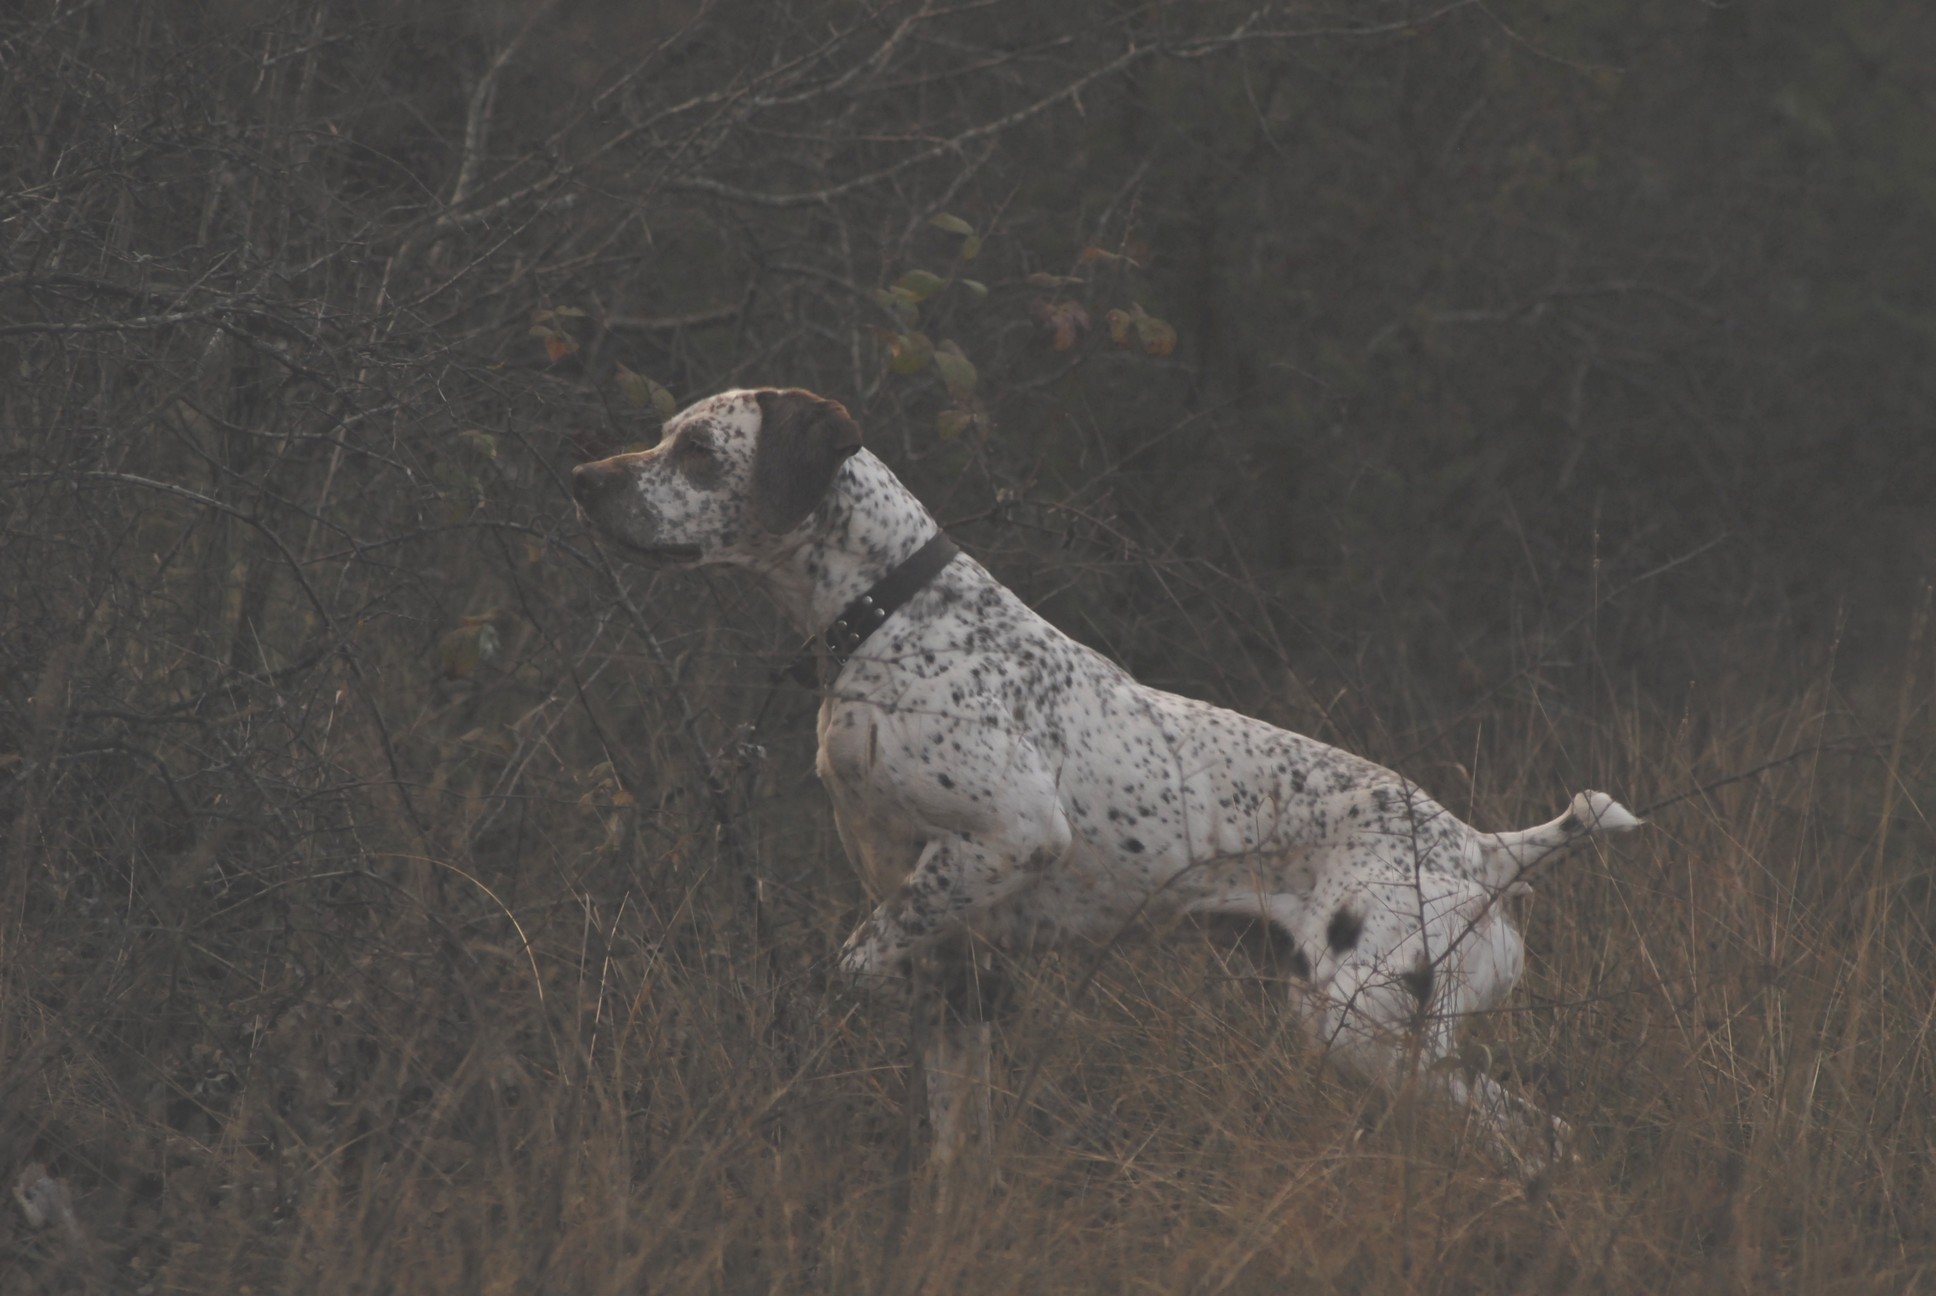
(751, 388, 864, 533)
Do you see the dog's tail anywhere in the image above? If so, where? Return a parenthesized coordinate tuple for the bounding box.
(1474, 791, 1642, 894)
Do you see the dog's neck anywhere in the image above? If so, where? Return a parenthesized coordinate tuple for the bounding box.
(750, 449, 944, 636)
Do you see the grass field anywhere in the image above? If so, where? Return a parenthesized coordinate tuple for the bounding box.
(7, 562, 1931, 1293)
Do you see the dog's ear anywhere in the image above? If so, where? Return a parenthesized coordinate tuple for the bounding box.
(751, 388, 864, 533)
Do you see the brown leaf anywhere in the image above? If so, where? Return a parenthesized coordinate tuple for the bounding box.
(1032, 299, 1090, 352)
(540, 330, 578, 363)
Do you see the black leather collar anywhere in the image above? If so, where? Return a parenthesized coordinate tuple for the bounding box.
(786, 531, 959, 688)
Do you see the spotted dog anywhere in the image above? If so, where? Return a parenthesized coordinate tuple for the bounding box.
(573, 388, 1640, 1182)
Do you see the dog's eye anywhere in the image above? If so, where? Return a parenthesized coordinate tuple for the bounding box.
(673, 435, 720, 478)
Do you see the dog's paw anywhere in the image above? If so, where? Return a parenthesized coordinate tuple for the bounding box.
(837, 923, 911, 999)
(837, 931, 880, 980)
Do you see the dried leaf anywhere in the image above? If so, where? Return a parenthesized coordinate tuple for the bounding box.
(1105, 308, 1133, 347)
(1133, 312, 1178, 357)
(887, 331, 934, 376)
(1032, 299, 1090, 352)
(936, 408, 975, 440)
(959, 278, 988, 300)
(536, 329, 578, 363)
(439, 622, 501, 680)
(959, 234, 983, 261)
(928, 213, 975, 236)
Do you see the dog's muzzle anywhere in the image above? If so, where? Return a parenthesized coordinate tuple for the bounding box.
(571, 460, 702, 562)
(571, 460, 630, 510)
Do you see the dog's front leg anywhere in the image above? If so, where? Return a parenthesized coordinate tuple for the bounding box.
(838, 821, 1066, 988)
(911, 939, 1007, 1209)
(922, 1015, 991, 1207)
(838, 828, 1051, 1206)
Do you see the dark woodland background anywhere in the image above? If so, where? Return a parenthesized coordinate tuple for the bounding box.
(3, 1, 1935, 1291)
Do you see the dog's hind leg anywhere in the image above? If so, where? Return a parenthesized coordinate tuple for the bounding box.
(1285, 876, 1571, 1176)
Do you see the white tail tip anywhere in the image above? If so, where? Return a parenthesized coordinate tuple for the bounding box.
(1569, 790, 1642, 834)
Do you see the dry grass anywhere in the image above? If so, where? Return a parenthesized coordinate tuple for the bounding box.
(5, 590, 1932, 1293)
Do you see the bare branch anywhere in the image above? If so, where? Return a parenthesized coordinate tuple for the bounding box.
(449, 0, 563, 210)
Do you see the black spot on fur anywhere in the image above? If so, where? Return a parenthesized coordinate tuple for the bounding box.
(1122, 837, 1145, 854)
(1327, 907, 1363, 952)
(1400, 956, 1435, 1005)
(936, 773, 954, 789)
(1558, 812, 1582, 834)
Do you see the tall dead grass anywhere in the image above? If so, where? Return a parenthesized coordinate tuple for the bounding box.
(4, 555, 1931, 1293)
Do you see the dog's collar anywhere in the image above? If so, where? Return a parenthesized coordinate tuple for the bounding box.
(786, 531, 959, 688)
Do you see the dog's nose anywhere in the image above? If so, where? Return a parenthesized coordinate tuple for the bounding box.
(572, 460, 625, 506)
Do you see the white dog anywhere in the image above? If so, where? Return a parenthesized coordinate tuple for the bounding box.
(574, 388, 1639, 1182)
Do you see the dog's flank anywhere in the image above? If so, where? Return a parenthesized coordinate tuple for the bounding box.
(574, 387, 1641, 1184)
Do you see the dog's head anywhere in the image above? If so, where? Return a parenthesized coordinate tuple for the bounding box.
(571, 387, 863, 565)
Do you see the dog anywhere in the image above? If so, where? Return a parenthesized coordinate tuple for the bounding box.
(572, 387, 1640, 1184)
